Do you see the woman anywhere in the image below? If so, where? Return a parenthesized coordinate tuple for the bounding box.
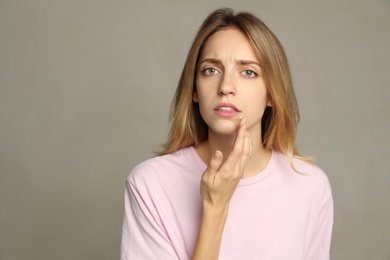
(121, 8, 333, 260)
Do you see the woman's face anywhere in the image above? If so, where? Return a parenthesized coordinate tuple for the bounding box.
(194, 28, 270, 136)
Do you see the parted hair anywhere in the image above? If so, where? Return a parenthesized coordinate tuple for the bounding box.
(160, 8, 310, 165)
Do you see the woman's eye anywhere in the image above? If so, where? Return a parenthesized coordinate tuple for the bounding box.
(203, 68, 219, 75)
(242, 70, 257, 77)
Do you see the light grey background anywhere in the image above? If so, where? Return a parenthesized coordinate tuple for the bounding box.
(1, 0, 389, 259)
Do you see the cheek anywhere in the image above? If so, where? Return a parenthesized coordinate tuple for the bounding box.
(194, 83, 213, 105)
(246, 87, 268, 102)
(197, 94, 212, 113)
(196, 92, 215, 122)
(242, 90, 268, 116)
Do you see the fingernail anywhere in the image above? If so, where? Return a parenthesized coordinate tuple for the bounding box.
(214, 150, 222, 159)
(240, 116, 246, 126)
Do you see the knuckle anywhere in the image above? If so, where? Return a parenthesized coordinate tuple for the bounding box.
(242, 149, 251, 157)
(201, 176, 211, 187)
(220, 169, 232, 179)
(210, 161, 219, 169)
(221, 170, 240, 181)
(232, 149, 243, 157)
(224, 172, 233, 179)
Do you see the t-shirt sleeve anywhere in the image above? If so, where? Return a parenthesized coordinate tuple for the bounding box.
(120, 164, 180, 260)
(305, 172, 334, 260)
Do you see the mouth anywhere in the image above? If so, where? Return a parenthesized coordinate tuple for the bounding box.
(214, 103, 241, 112)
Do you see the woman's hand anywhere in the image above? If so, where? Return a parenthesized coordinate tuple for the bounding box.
(192, 117, 252, 260)
(200, 117, 252, 209)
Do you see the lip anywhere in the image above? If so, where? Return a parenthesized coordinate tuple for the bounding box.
(214, 103, 241, 112)
(213, 103, 242, 117)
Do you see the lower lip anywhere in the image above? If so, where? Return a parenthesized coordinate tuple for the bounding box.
(214, 110, 241, 117)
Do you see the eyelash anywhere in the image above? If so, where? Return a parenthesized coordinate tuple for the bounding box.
(202, 68, 219, 75)
(241, 70, 258, 77)
(201, 68, 258, 77)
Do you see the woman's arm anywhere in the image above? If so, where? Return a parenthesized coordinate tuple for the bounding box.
(192, 118, 252, 260)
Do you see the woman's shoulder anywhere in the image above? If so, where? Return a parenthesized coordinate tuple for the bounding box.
(126, 146, 203, 185)
(294, 157, 326, 176)
(293, 156, 332, 196)
(276, 151, 331, 185)
(273, 151, 332, 201)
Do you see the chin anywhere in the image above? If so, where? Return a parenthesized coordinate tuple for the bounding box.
(208, 121, 240, 136)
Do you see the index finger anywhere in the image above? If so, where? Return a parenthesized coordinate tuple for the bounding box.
(221, 117, 247, 172)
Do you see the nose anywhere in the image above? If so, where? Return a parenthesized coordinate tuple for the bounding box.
(218, 72, 236, 96)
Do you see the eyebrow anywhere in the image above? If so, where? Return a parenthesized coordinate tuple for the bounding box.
(198, 58, 261, 67)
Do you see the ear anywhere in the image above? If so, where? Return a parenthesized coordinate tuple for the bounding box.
(193, 92, 199, 103)
(266, 94, 272, 107)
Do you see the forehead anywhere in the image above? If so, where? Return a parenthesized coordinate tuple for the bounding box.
(199, 28, 259, 62)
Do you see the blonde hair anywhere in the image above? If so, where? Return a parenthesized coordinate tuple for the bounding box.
(160, 8, 311, 164)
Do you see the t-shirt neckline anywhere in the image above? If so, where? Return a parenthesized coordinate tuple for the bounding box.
(188, 146, 278, 186)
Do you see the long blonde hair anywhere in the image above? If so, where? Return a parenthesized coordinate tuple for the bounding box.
(160, 8, 310, 164)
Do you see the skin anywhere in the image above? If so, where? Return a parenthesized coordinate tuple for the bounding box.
(191, 28, 272, 259)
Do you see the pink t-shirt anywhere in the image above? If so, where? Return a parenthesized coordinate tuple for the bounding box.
(121, 147, 333, 260)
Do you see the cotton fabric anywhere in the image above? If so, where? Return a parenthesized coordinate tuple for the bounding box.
(121, 147, 333, 260)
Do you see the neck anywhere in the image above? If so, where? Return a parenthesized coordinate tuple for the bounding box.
(195, 124, 272, 178)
